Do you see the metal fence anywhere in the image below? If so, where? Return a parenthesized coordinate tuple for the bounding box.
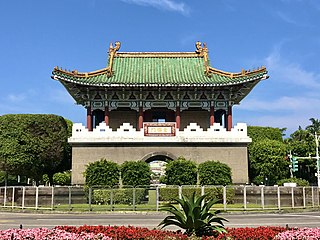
(0, 185, 319, 212)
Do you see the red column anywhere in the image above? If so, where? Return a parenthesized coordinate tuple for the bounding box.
(138, 107, 143, 130)
(104, 106, 109, 125)
(175, 106, 181, 129)
(227, 106, 232, 131)
(210, 106, 215, 126)
(86, 107, 92, 131)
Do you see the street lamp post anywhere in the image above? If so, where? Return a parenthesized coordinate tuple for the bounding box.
(315, 133, 320, 188)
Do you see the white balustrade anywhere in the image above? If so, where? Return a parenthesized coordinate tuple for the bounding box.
(69, 122, 251, 143)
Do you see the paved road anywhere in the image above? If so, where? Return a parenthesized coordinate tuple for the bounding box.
(0, 211, 320, 230)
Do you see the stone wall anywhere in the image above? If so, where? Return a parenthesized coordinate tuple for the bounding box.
(70, 122, 251, 185)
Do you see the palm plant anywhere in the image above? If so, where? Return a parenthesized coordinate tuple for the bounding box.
(158, 192, 228, 237)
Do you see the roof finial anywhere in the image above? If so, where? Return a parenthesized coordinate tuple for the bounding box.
(109, 41, 121, 55)
(107, 41, 121, 77)
(195, 41, 202, 53)
(195, 41, 208, 54)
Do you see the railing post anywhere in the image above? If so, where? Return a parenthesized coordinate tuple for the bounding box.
(201, 186, 205, 196)
(110, 188, 114, 211)
(261, 186, 265, 210)
(4, 186, 7, 207)
(156, 186, 159, 212)
(133, 187, 136, 211)
(22, 187, 25, 209)
(291, 187, 295, 209)
(178, 186, 182, 210)
(312, 187, 315, 208)
(223, 186, 227, 211)
(88, 187, 92, 211)
(317, 187, 320, 207)
(35, 187, 39, 210)
(11, 187, 15, 209)
(68, 186, 72, 211)
(303, 187, 306, 209)
(277, 186, 281, 210)
(51, 186, 54, 210)
(201, 186, 205, 207)
(243, 186, 247, 210)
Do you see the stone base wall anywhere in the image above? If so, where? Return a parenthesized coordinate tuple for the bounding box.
(71, 143, 249, 185)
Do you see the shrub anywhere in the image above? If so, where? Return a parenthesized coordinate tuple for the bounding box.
(159, 192, 228, 237)
(277, 177, 309, 186)
(84, 159, 120, 187)
(159, 186, 180, 202)
(121, 161, 151, 186)
(162, 157, 197, 185)
(198, 161, 232, 186)
(159, 186, 234, 204)
(92, 188, 146, 204)
(53, 171, 71, 185)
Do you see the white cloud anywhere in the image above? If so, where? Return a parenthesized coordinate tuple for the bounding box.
(121, 0, 189, 15)
(8, 93, 26, 103)
(276, 11, 297, 25)
(239, 96, 320, 112)
(48, 88, 75, 104)
(236, 45, 320, 135)
(265, 47, 320, 89)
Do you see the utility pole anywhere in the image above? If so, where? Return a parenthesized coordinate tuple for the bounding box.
(315, 133, 320, 188)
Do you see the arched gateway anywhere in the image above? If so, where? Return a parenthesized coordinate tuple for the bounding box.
(52, 41, 268, 185)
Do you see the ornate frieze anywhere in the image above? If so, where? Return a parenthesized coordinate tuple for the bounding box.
(78, 87, 238, 111)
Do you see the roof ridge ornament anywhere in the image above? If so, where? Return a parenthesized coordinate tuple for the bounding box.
(195, 41, 211, 77)
(106, 41, 121, 77)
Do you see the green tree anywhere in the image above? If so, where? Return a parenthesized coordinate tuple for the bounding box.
(0, 114, 70, 185)
(248, 126, 284, 142)
(306, 118, 320, 134)
(247, 126, 285, 184)
(250, 139, 289, 185)
(285, 127, 316, 184)
(162, 157, 197, 185)
(121, 161, 151, 186)
(198, 161, 232, 186)
(84, 159, 120, 187)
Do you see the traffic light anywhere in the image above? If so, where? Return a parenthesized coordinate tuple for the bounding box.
(292, 157, 298, 172)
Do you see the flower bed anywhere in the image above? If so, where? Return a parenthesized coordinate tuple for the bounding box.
(274, 227, 320, 239)
(0, 227, 111, 240)
(56, 225, 289, 239)
(2, 225, 315, 239)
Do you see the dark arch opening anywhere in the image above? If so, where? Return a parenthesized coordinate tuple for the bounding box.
(141, 152, 176, 163)
(142, 152, 176, 184)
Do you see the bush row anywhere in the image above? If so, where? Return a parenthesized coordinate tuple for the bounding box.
(159, 186, 235, 204)
(85, 158, 233, 188)
(92, 188, 146, 205)
(90, 186, 235, 205)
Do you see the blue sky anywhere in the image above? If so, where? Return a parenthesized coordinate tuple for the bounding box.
(0, 0, 319, 136)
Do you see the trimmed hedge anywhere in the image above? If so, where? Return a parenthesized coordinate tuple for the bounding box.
(92, 188, 146, 205)
(159, 186, 235, 204)
(162, 157, 197, 185)
(84, 159, 120, 187)
(121, 161, 151, 186)
(198, 161, 232, 185)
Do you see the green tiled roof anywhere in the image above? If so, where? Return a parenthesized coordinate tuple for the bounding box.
(52, 52, 268, 87)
